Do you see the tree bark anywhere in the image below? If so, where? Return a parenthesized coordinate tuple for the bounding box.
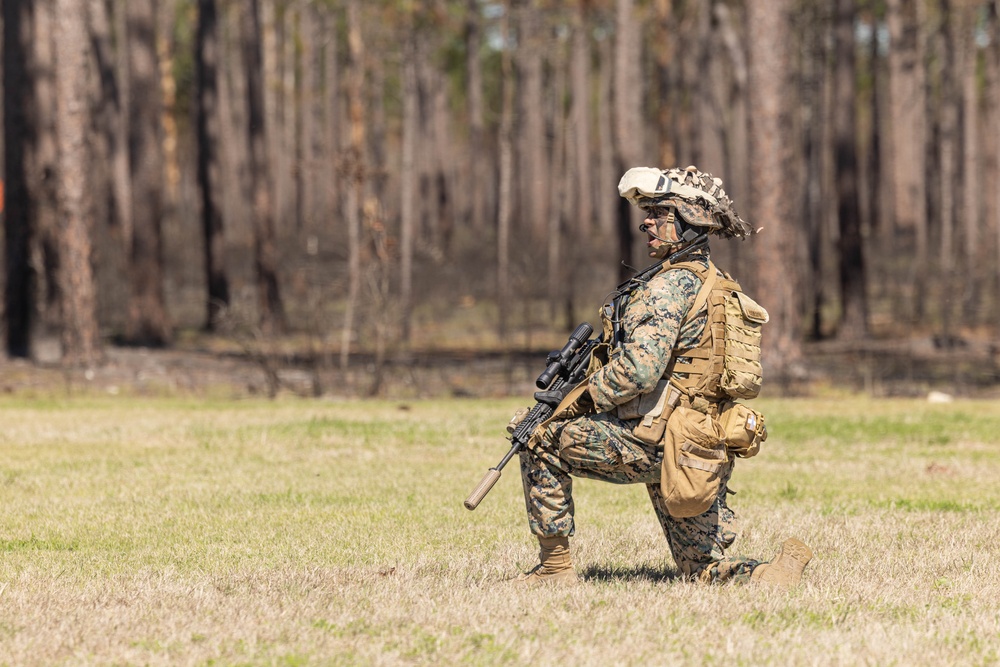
(653, 0, 677, 169)
(696, 1, 725, 172)
(517, 0, 548, 242)
(990, 1, 1000, 307)
(54, 0, 100, 366)
(242, 0, 285, 336)
(126, 0, 171, 346)
(293, 4, 307, 232)
(340, 0, 365, 367)
(597, 35, 616, 239)
(400, 28, 418, 345)
(866, 3, 887, 312)
(887, 0, 928, 322)
(747, 0, 802, 378)
(465, 0, 487, 230)
(196, 0, 230, 331)
(801, 2, 830, 340)
(958, 2, 980, 324)
(613, 0, 641, 276)
(158, 0, 180, 227)
(834, 0, 868, 339)
(427, 55, 454, 256)
(548, 40, 569, 323)
(305, 4, 324, 234)
(324, 6, 342, 230)
(937, 0, 959, 341)
(91, 0, 133, 253)
(571, 0, 593, 230)
(714, 1, 750, 279)
(497, 0, 515, 345)
(3, 0, 38, 358)
(32, 0, 61, 336)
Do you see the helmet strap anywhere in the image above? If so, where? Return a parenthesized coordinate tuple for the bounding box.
(673, 216, 701, 243)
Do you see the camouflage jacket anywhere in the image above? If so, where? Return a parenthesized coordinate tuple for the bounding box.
(588, 255, 709, 413)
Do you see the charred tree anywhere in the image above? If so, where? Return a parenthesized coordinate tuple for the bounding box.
(834, 0, 868, 339)
(3, 0, 38, 358)
(241, 0, 286, 335)
(196, 0, 231, 331)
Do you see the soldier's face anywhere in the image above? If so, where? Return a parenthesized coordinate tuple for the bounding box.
(640, 207, 679, 258)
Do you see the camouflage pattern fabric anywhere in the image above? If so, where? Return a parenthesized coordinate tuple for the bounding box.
(646, 471, 760, 584)
(519, 252, 762, 583)
(518, 411, 760, 583)
(588, 257, 709, 413)
(520, 411, 661, 537)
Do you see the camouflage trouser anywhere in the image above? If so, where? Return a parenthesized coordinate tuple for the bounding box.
(519, 411, 760, 584)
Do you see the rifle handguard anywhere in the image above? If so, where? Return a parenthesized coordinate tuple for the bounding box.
(464, 468, 501, 510)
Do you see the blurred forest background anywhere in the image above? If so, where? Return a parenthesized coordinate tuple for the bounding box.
(3, 0, 1000, 398)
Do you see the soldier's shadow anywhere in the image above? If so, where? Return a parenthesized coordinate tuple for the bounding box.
(580, 563, 681, 584)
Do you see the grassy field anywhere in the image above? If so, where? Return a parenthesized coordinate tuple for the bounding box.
(0, 395, 998, 666)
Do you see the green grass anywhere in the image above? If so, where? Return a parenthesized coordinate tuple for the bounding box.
(0, 396, 998, 665)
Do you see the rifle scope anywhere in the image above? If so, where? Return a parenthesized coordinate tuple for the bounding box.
(535, 322, 593, 389)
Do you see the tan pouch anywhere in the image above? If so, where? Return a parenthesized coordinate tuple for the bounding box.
(661, 406, 728, 518)
(717, 401, 768, 458)
(720, 290, 768, 399)
(617, 381, 681, 445)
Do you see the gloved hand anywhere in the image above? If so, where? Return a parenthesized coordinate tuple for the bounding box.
(506, 407, 531, 434)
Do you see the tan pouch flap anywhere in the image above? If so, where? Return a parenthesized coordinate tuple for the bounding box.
(617, 379, 668, 421)
(735, 291, 769, 324)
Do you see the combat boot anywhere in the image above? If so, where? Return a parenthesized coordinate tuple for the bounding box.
(517, 536, 578, 586)
(751, 538, 813, 589)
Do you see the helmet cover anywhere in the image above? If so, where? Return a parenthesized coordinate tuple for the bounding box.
(618, 165, 753, 239)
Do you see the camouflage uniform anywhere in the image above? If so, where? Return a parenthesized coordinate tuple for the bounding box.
(519, 253, 760, 584)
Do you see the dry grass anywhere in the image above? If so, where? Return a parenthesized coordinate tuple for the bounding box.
(0, 395, 998, 666)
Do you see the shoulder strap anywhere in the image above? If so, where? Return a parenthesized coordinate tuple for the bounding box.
(665, 259, 727, 404)
(685, 260, 717, 323)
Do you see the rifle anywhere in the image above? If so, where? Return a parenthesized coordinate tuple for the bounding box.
(463, 322, 601, 511)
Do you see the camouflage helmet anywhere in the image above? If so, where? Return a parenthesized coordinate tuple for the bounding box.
(617, 165, 753, 239)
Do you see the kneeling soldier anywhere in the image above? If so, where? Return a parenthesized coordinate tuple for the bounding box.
(517, 166, 812, 588)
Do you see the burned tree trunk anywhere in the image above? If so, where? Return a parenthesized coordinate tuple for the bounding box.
(834, 0, 868, 339)
(196, 0, 231, 331)
(3, 0, 38, 358)
(241, 0, 285, 335)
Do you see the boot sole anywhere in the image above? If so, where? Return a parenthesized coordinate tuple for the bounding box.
(753, 538, 813, 588)
(780, 538, 813, 565)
